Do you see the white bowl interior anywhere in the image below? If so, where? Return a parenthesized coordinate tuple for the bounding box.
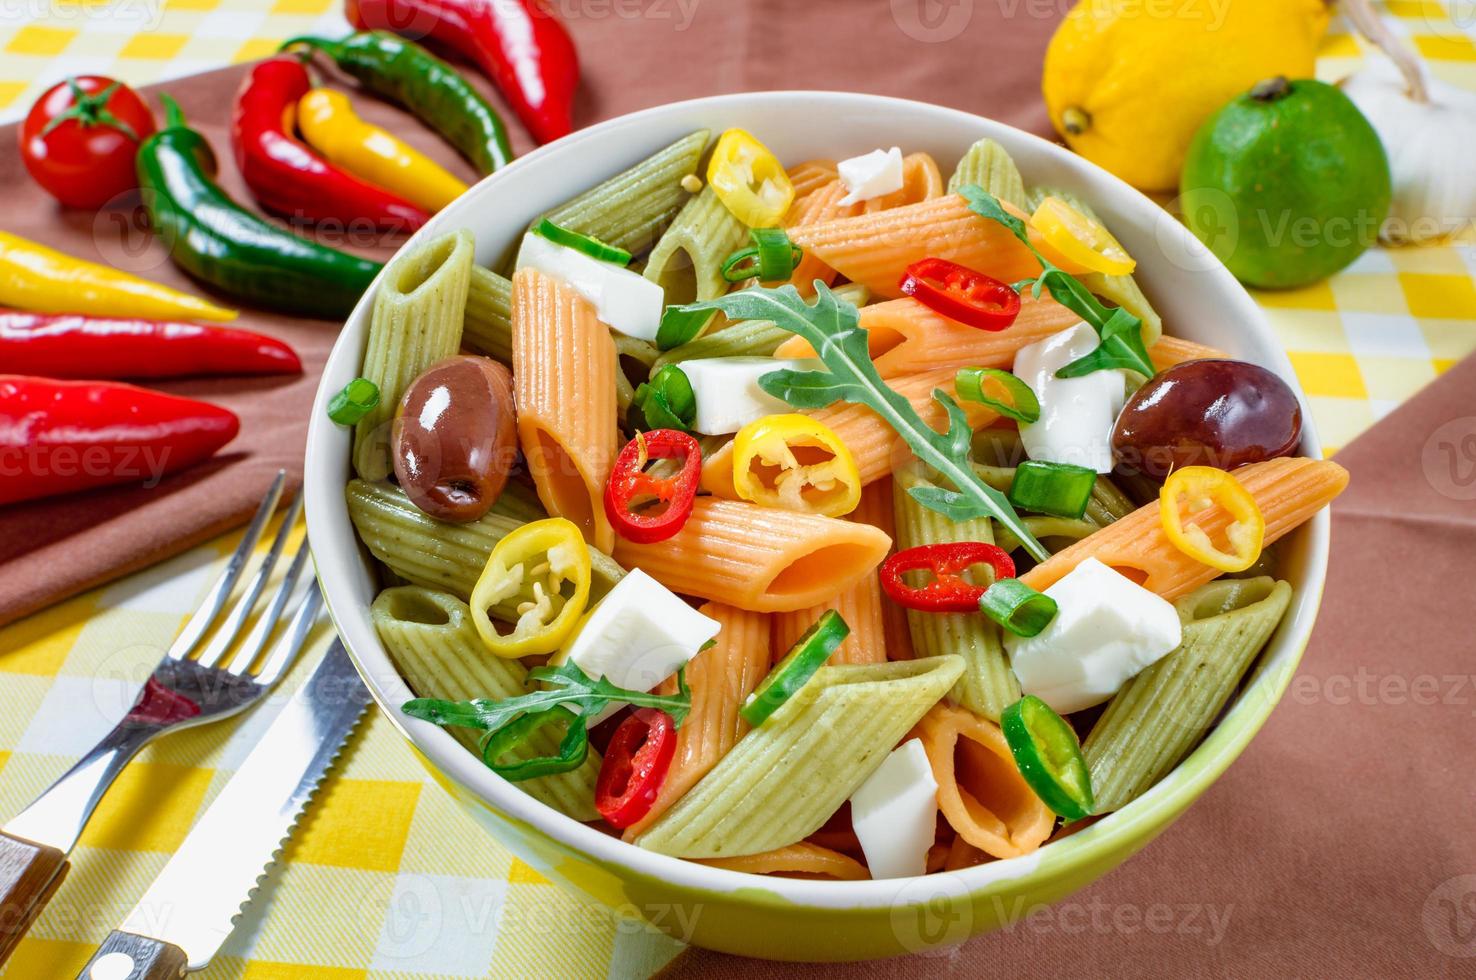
(305, 92, 1328, 909)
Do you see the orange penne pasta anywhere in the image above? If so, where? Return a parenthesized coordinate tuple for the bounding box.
(862, 152, 944, 213)
(702, 367, 997, 492)
(786, 159, 839, 203)
(774, 293, 1079, 377)
(772, 570, 887, 666)
(850, 479, 915, 661)
(789, 194, 1088, 300)
(624, 602, 770, 838)
(511, 268, 618, 553)
(913, 703, 1055, 859)
(1022, 456, 1349, 600)
(783, 179, 857, 293)
(697, 842, 869, 881)
(1150, 334, 1228, 370)
(613, 498, 892, 613)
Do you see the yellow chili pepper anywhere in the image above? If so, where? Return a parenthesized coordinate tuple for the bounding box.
(707, 129, 795, 228)
(296, 89, 468, 214)
(1028, 196, 1137, 277)
(470, 518, 592, 658)
(1159, 466, 1266, 573)
(0, 231, 236, 322)
(732, 414, 862, 518)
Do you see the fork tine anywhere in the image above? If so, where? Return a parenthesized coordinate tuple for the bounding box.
(225, 543, 311, 677)
(166, 471, 288, 661)
(194, 490, 303, 670)
(252, 582, 324, 690)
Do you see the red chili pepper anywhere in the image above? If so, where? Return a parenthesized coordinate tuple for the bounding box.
(879, 542, 1016, 612)
(898, 257, 1021, 332)
(348, 0, 579, 144)
(603, 429, 701, 544)
(595, 708, 677, 829)
(0, 375, 239, 506)
(0, 311, 301, 380)
(231, 56, 429, 233)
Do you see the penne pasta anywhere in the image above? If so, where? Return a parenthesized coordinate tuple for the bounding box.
(850, 479, 915, 661)
(893, 462, 1019, 721)
(613, 497, 892, 613)
(788, 194, 1087, 300)
(462, 265, 514, 364)
(698, 842, 870, 881)
(948, 137, 1028, 211)
(642, 185, 751, 303)
(786, 159, 840, 202)
(353, 229, 474, 481)
(772, 570, 888, 666)
(1021, 457, 1350, 600)
(782, 179, 855, 293)
(623, 603, 771, 838)
(862, 152, 944, 213)
(633, 656, 965, 858)
(913, 702, 1055, 859)
(1149, 334, 1228, 371)
(372, 586, 601, 820)
(652, 317, 792, 371)
(511, 268, 619, 554)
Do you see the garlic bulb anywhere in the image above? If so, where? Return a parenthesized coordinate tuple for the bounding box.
(1339, 0, 1476, 243)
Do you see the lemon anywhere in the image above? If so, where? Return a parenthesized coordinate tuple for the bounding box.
(1042, 0, 1329, 192)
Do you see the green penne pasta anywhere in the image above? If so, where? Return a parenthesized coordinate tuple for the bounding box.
(1024, 186, 1162, 347)
(372, 587, 600, 821)
(462, 266, 513, 364)
(346, 480, 624, 614)
(650, 318, 791, 372)
(992, 516, 1100, 556)
(1083, 577, 1293, 813)
(354, 229, 474, 481)
(614, 333, 662, 415)
(948, 137, 1028, 211)
(540, 129, 710, 258)
(634, 656, 964, 858)
(893, 462, 1019, 721)
(642, 186, 750, 304)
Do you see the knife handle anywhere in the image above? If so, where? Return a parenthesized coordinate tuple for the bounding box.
(0, 829, 69, 964)
(77, 931, 188, 979)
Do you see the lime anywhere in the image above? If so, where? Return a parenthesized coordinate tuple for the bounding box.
(1180, 77, 1391, 289)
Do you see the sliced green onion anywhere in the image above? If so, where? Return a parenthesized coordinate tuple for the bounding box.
(480, 706, 589, 781)
(1000, 695, 1094, 820)
(739, 610, 849, 726)
(630, 363, 696, 432)
(533, 217, 632, 265)
(327, 377, 380, 426)
(955, 367, 1041, 424)
(1007, 460, 1097, 519)
(721, 227, 803, 283)
(979, 579, 1057, 637)
(655, 304, 716, 351)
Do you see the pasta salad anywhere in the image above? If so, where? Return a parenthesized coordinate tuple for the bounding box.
(331, 128, 1348, 881)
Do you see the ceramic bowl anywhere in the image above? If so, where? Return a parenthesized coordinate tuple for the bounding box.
(304, 92, 1328, 961)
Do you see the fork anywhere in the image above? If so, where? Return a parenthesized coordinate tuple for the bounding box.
(0, 472, 323, 964)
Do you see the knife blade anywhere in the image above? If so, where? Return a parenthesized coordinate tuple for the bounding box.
(76, 638, 372, 980)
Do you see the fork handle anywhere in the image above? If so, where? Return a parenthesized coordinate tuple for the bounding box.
(78, 930, 188, 979)
(0, 830, 69, 964)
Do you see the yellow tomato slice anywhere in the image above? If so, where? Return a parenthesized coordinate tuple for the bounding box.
(1029, 196, 1137, 277)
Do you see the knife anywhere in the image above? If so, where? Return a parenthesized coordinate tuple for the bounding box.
(75, 638, 372, 980)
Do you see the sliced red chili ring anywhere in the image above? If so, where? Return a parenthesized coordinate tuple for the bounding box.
(898, 257, 1021, 332)
(878, 542, 1016, 612)
(595, 707, 678, 829)
(603, 429, 702, 544)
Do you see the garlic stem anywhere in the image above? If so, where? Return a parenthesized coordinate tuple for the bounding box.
(1340, 0, 1429, 104)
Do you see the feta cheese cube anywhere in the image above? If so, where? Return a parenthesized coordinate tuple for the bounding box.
(850, 739, 938, 879)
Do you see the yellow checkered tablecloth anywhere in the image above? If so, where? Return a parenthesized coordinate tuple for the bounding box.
(2, 2, 1475, 977)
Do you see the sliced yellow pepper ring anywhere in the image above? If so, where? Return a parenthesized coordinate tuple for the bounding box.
(471, 518, 592, 658)
(732, 414, 862, 518)
(1159, 466, 1266, 573)
(1029, 196, 1137, 277)
(707, 129, 795, 228)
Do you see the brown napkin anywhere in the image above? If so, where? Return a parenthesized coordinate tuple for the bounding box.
(658, 352, 1476, 977)
(0, 0, 1061, 626)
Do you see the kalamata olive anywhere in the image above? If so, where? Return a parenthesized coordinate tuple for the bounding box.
(393, 355, 518, 522)
(1112, 359, 1301, 479)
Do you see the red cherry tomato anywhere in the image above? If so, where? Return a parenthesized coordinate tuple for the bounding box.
(20, 76, 156, 209)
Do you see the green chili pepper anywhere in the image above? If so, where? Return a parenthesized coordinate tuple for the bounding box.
(739, 610, 849, 726)
(1000, 695, 1094, 820)
(133, 96, 383, 320)
(480, 706, 589, 781)
(283, 31, 512, 175)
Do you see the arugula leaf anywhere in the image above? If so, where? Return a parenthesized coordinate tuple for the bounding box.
(674, 283, 1050, 561)
(957, 184, 1155, 380)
